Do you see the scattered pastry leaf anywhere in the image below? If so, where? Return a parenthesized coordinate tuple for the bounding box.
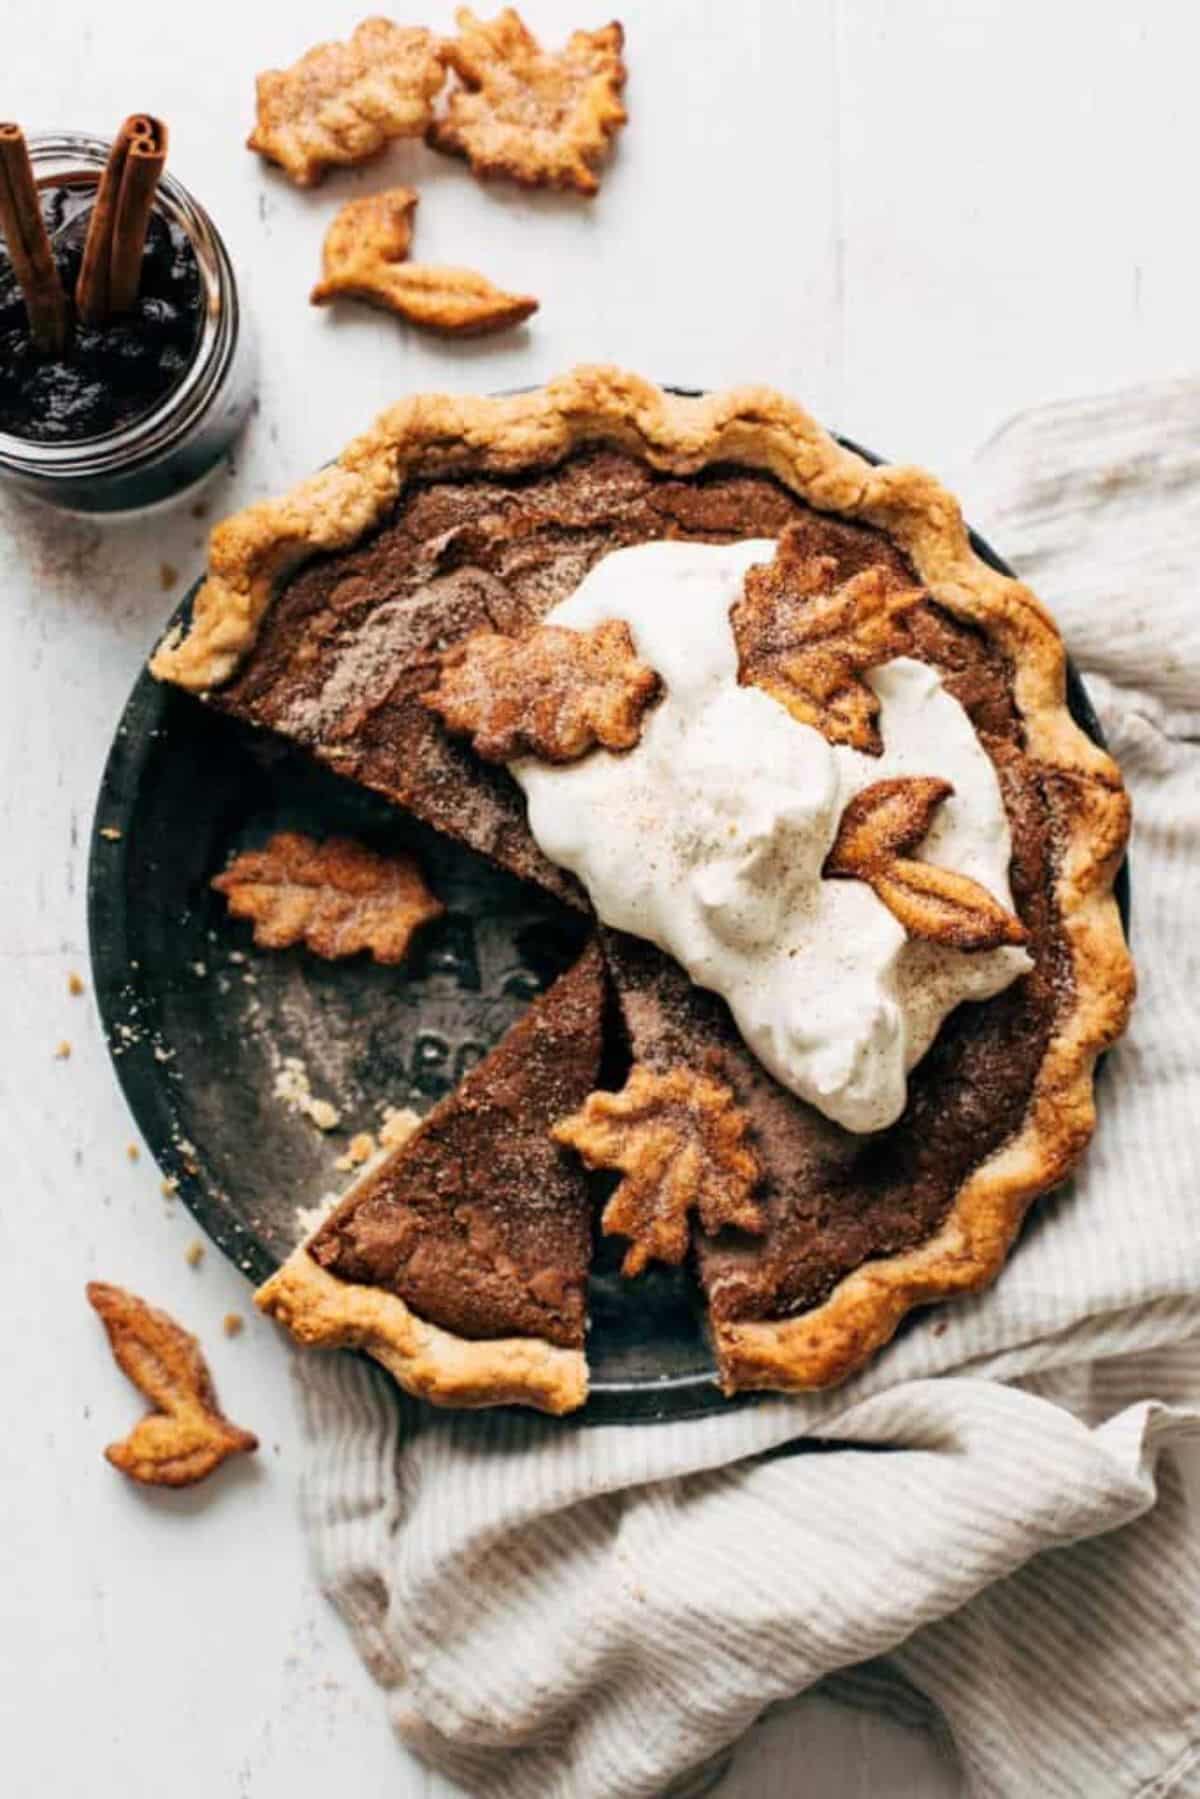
(428, 7, 627, 195)
(552, 1064, 764, 1276)
(348, 263, 537, 335)
(212, 832, 443, 964)
(314, 183, 416, 274)
(824, 776, 1029, 951)
(310, 189, 537, 335)
(424, 619, 661, 763)
(732, 528, 924, 753)
(248, 18, 447, 187)
(86, 1282, 258, 1488)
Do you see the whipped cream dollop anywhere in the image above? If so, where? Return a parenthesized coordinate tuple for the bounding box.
(511, 541, 1031, 1133)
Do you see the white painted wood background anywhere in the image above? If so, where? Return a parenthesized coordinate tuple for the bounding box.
(1, 2, 1195, 1794)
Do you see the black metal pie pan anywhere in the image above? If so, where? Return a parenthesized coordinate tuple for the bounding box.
(87, 417, 1129, 1424)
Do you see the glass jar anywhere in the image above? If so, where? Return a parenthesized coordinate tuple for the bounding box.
(0, 132, 256, 513)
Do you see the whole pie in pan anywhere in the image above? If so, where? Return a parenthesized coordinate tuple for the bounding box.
(151, 368, 1134, 1413)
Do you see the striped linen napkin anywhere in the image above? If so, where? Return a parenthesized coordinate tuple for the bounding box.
(291, 380, 1200, 1799)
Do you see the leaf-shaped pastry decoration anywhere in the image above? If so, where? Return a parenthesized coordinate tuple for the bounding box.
(824, 776, 954, 874)
(732, 529, 924, 753)
(212, 831, 443, 963)
(552, 1064, 764, 1276)
(423, 619, 661, 763)
(824, 776, 1028, 952)
(427, 7, 627, 196)
(247, 19, 447, 187)
(872, 860, 1030, 952)
(313, 184, 417, 277)
(87, 1283, 258, 1487)
(310, 187, 538, 336)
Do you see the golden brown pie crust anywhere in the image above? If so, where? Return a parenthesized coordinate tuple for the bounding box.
(257, 1243, 587, 1415)
(155, 368, 1133, 1395)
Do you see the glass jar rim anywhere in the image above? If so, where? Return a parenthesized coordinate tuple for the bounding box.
(0, 130, 238, 481)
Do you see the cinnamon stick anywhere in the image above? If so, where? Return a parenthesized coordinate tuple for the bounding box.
(77, 114, 168, 324)
(0, 123, 68, 353)
(76, 115, 143, 323)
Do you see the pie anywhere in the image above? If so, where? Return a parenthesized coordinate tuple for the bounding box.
(151, 368, 1133, 1411)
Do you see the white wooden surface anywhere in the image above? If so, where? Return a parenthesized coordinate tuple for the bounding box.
(1, 3, 1195, 1794)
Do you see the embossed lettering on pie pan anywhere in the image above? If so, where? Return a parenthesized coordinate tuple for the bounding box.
(87, 413, 1129, 1424)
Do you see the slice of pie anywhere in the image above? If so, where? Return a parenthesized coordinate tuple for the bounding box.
(256, 939, 605, 1413)
(153, 368, 1133, 1401)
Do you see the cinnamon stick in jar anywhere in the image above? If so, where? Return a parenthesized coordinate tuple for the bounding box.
(77, 114, 169, 324)
(0, 123, 68, 353)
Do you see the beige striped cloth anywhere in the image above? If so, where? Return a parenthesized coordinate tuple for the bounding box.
(293, 381, 1200, 1799)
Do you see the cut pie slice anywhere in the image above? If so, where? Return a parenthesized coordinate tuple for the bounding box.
(153, 370, 1133, 1399)
(256, 939, 606, 1414)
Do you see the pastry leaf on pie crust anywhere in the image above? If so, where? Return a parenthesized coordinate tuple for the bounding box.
(824, 776, 1028, 951)
(733, 528, 924, 753)
(553, 1064, 764, 1276)
(424, 619, 661, 763)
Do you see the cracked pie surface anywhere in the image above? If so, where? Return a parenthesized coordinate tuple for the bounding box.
(152, 370, 1133, 1411)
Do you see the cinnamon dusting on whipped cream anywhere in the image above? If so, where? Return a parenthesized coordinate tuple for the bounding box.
(512, 541, 1030, 1133)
